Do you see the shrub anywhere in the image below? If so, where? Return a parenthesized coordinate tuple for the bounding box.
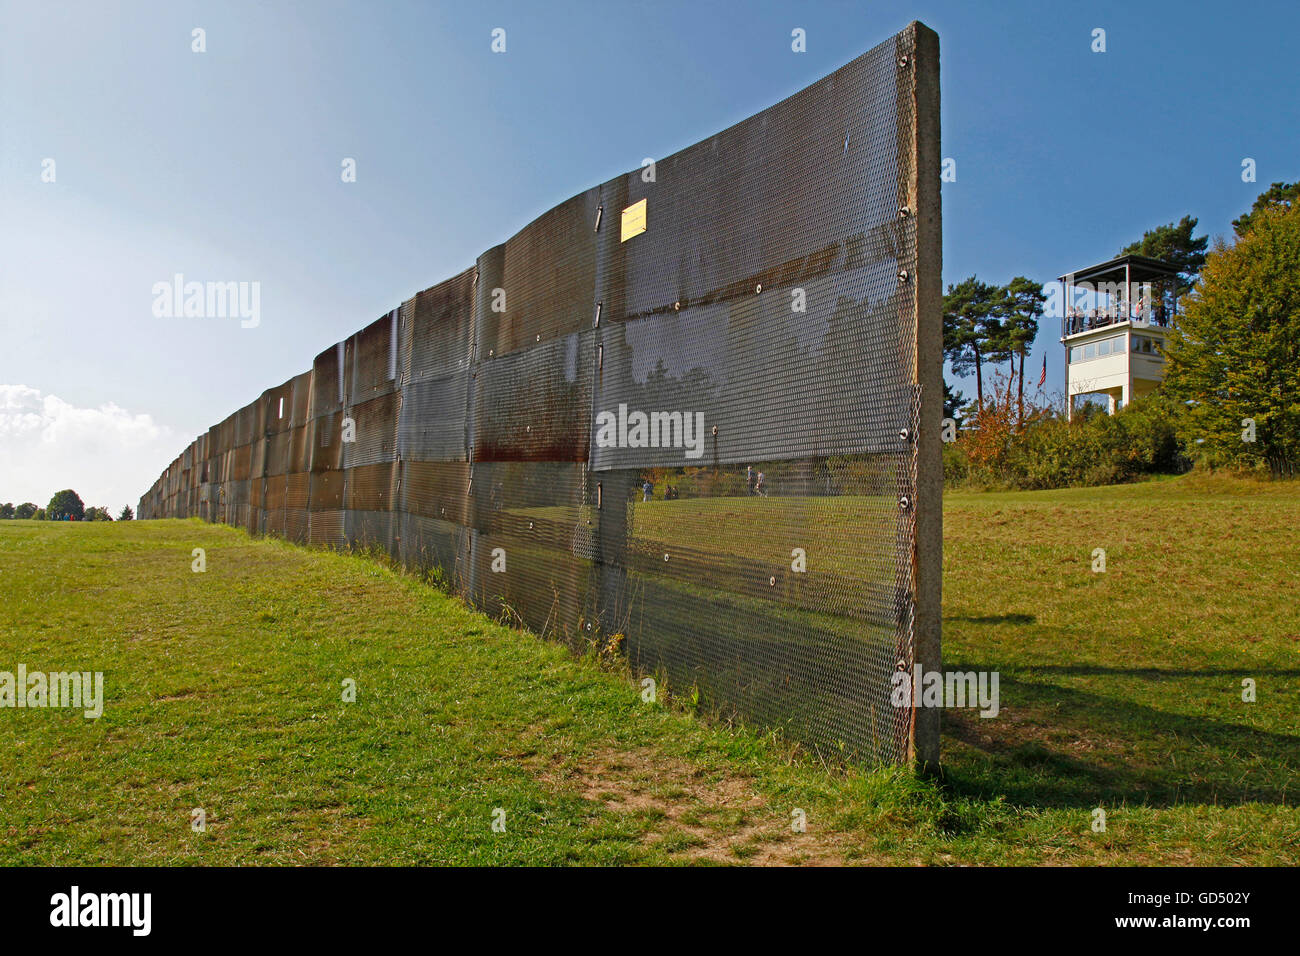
(947, 393, 1189, 490)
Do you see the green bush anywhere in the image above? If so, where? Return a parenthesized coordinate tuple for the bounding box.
(941, 440, 969, 483)
(946, 394, 1188, 491)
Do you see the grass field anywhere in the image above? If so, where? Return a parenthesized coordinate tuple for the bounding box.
(0, 473, 1296, 865)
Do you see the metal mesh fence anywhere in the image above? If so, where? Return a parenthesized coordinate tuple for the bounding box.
(139, 22, 941, 763)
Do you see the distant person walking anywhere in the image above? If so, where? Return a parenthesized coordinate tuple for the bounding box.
(755, 471, 767, 497)
(642, 479, 653, 502)
(747, 466, 756, 496)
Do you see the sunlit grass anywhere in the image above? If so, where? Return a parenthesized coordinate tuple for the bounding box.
(0, 471, 1295, 865)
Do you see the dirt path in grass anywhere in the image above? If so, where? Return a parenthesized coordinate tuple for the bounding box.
(536, 745, 858, 865)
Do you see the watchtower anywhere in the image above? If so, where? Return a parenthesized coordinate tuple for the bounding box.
(1059, 254, 1180, 420)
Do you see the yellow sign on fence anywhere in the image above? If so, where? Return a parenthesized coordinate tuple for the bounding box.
(620, 198, 647, 242)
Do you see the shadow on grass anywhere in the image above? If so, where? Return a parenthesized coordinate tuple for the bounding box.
(1024, 665, 1300, 678)
(945, 613, 1036, 625)
(939, 674, 1300, 809)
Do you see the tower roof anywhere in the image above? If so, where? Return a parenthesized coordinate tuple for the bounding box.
(1058, 254, 1180, 285)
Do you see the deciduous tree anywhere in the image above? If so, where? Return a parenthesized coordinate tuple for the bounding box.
(47, 489, 85, 521)
(1232, 181, 1299, 239)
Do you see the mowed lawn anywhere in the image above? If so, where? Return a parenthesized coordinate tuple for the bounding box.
(0, 473, 1296, 865)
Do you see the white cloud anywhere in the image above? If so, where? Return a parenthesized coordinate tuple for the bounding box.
(0, 384, 185, 513)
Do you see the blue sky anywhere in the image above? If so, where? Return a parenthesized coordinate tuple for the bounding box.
(2, 0, 1297, 510)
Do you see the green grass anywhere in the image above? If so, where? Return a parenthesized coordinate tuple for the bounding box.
(1, 472, 1297, 865)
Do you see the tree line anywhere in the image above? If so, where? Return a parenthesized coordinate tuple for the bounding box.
(0, 490, 133, 522)
(943, 179, 1300, 484)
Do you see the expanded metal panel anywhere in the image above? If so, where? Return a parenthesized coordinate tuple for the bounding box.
(265, 431, 290, 476)
(311, 344, 344, 418)
(230, 444, 252, 482)
(477, 190, 601, 356)
(312, 411, 344, 473)
(265, 505, 286, 538)
(249, 439, 266, 482)
(288, 424, 311, 474)
(285, 507, 309, 545)
(139, 22, 939, 764)
(471, 332, 592, 463)
(309, 469, 344, 512)
(346, 510, 394, 554)
(465, 460, 592, 642)
(400, 460, 470, 524)
(397, 373, 468, 462)
(350, 312, 399, 404)
(341, 392, 398, 469)
(590, 299, 918, 470)
(235, 402, 257, 448)
(309, 509, 344, 549)
(291, 371, 313, 423)
(404, 270, 474, 382)
(285, 472, 310, 510)
(345, 462, 397, 512)
(398, 512, 468, 582)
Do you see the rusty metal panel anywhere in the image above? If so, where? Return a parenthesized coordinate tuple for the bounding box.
(249, 440, 266, 481)
(341, 391, 397, 469)
(308, 509, 344, 549)
(291, 370, 313, 423)
(289, 423, 311, 474)
(263, 379, 296, 435)
(470, 332, 592, 464)
(404, 269, 474, 382)
(344, 461, 396, 511)
(235, 401, 257, 448)
(311, 411, 344, 473)
(265, 431, 290, 477)
(399, 460, 469, 525)
(350, 312, 399, 404)
(397, 372, 467, 462)
(285, 472, 310, 510)
(309, 469, 344, 512)
(230, 444, 252, 482)
(476, 190, 600, 358)
(311, 343, 344, 418)
(264, 475, 288, 510)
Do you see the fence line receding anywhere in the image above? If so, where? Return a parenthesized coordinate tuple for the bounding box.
(141, 21, 942, 765)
